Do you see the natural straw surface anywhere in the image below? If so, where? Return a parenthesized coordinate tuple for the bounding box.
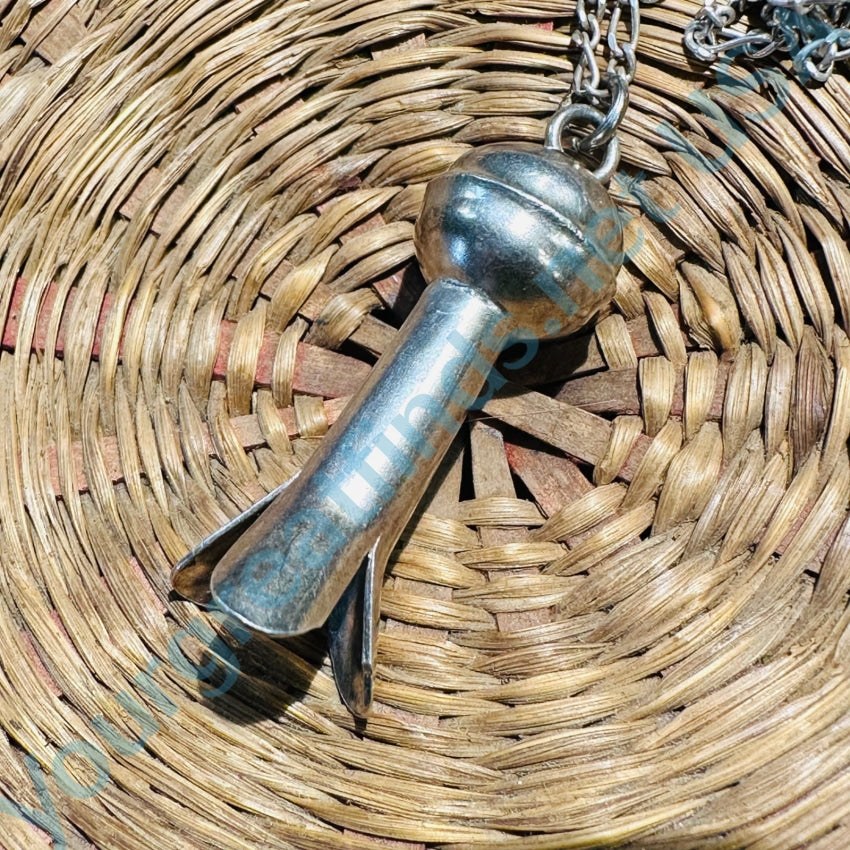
(0, 0, 849, 847)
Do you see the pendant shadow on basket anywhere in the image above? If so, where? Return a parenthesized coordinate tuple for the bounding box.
(189, 624, 332, 723)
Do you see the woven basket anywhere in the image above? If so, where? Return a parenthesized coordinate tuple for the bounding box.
(1, 0, 850, 847)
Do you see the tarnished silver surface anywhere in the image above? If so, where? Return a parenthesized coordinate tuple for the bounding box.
(172, 142, 624, 716)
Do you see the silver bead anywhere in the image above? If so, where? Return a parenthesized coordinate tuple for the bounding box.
(416, 141, 622, 343)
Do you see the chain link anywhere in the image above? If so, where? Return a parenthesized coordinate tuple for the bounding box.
(685, 0, 850, 81)
(571, 0, 640, 112)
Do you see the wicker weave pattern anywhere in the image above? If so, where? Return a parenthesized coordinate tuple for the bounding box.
(0, 0, 849, 847)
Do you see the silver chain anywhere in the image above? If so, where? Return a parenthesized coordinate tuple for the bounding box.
(545, 0, 647, 178)
(572, 0, 641, 105)
(685, 0, 850, 81)
(548, 0, 850, 175)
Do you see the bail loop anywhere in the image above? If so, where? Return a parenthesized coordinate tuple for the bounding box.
(573, 72, 630, 153)
(545, 102, 621, 184)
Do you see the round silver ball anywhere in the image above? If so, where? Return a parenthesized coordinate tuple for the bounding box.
(414, 142, 622, 341)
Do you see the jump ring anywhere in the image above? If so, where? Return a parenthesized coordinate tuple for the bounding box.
(574, 73, 629, 152)
(545, 103, 621, 184)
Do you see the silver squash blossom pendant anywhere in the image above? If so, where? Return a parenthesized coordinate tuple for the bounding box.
(173, 6, 636, 717)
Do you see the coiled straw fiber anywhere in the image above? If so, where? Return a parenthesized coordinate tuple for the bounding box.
(0, 0, 849, 847)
